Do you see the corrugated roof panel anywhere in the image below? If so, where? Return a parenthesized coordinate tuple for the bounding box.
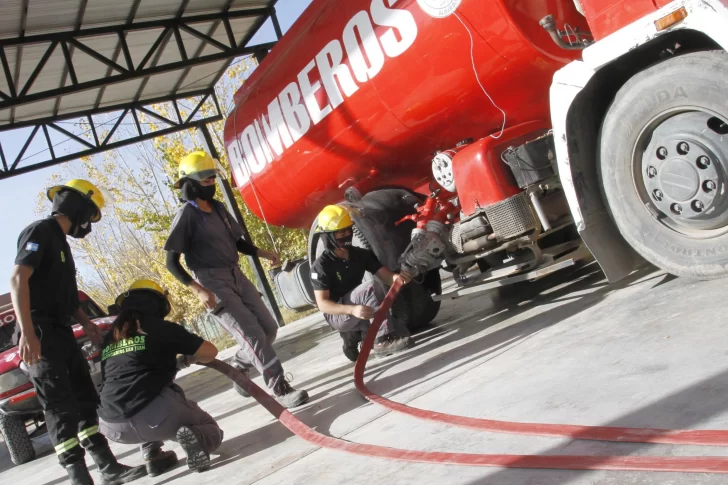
(82, 0, 136, 29)
(179, 25, 210, 59)
(133, 0, 186, 23)
(0, 0, 23, 39)
(140, 70, 189, 98)
(228, 17, 261, 45)
(184, 0, 230, 16)
(177, 61, 227, 92)
(73, 34, 123, 83)
(96, 79, 144, 107)
(230, 0, 272, 9)
(57, 88, 103, 115)
(25, 48, 65, 96)
(15, 43, 55, 95)
(14, 98, 59, 123)
(154, 36, 184, 67)
(126, 28, 169, 70)
(25, 0, 84, 37)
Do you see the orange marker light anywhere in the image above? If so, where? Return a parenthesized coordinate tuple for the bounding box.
(655, 7, 688, 31)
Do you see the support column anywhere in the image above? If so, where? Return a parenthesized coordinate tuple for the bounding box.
(197, 122, 285, 327)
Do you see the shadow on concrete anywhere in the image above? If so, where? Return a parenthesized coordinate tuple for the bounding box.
(460, 365, 728, 485)
(364, 264, 653, 403)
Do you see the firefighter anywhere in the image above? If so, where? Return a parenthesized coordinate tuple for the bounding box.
(9, 179, 146, 485)
(311, 205, 414, 361)
(164, 151, 308, 408)
(97, 280, 223, 475)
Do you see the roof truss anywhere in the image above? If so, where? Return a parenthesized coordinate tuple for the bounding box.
(0, 8, 277, 123)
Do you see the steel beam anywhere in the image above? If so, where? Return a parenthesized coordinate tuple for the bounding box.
(0, 91, 221, 179)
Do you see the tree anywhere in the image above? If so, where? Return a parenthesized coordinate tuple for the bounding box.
(37, 56, 310, 329)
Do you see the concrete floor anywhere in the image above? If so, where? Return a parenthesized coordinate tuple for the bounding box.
(3, 262, 728, 485)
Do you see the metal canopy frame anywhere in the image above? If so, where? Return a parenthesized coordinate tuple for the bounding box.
(0, 0, 286, 326)
(0, 89, 223, 179)
(0, 10, 276, 113)
(0, 1, 281, 180)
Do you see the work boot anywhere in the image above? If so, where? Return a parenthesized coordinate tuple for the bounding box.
(373, 335, 414, 356)
(143, 448, 178, 477)
(176, 426, 210, 472)
(273, 379, 309, 408)
(340, 330, 362, 362)
(88, 447, 147, 485)
(66, 460, 95, 485)
(231, 361, 251, 398)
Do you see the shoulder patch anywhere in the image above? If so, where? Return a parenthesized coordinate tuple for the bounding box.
(25, 242, 39, 252)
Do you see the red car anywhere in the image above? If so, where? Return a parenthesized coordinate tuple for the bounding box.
(0, 291, 113, 465)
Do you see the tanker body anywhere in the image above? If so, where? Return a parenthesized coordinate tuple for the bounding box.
(224, 0, 585, 228)
(227, 0, 728, 305)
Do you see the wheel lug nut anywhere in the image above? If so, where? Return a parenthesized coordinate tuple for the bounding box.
(657, 147, 668, 160)
(704, 180, 717, 192)
(671, 203, 683, 215)
(692, 200, 704, 212)
(697, 156, 711, 169)
(677, 142, 690, 155)
(647, 166, 657, 178)
(653, 189, 663, 201)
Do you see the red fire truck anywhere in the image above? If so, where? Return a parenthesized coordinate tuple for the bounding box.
(0, 292, 112, 465)
(224, 0, 728, 305)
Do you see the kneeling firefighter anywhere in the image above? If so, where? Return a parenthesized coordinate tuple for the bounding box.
(311, 205, 414, 361)
(97, 280, 223, 475)
(10, 179, 146, 485)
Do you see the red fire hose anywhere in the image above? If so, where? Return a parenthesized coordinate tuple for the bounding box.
(203, 280, 728, 474)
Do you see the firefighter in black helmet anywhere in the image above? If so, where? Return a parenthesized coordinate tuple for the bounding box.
(9, 179, 146, 485)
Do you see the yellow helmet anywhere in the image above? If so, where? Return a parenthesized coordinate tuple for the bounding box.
(316, 205, 353, 233)
(115, 279, 171, 317)
(174, 151, 223, 188)
(46, 179, 105, 222)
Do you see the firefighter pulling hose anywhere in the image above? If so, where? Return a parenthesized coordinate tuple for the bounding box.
(311, 205, 414, 361)
(97, 280, 223, 477)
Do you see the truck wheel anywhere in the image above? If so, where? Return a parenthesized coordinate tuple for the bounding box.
(599, 51, 728, 279)
(0, 413, 36, 465)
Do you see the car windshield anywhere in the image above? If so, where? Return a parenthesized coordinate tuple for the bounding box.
(0, 323, 14, 352)
(80, 298, 106, 319)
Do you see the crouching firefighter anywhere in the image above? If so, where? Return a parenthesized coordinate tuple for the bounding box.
(9, 179, 146, 485)
(164, 151, 309, 408)
(311, 205, 415, 362)
(97, 280, 223, 475)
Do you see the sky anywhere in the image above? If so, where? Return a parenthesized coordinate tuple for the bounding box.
(0, 0, 312, 294)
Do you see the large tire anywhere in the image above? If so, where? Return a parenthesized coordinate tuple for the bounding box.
(599, 51, 728, 279)
(0, 413, 36, 465)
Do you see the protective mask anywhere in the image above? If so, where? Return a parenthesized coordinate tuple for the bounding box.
(70, 220, 92, 239)
(180, 179, 216, 202)
(198, 184, 216, 201)
(51, 190, 96, 239)
(327, 232, 353, 249)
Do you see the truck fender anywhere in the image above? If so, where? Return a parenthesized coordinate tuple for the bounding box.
(550, 0, 728, 282)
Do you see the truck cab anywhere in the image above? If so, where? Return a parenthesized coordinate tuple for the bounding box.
(0, 291, 113, 466)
